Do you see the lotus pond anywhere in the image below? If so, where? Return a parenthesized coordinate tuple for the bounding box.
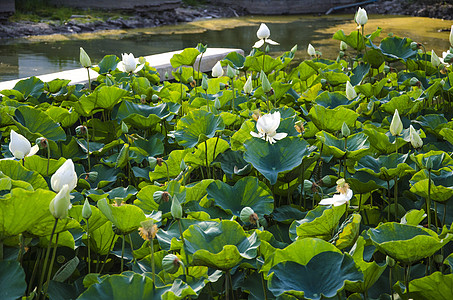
(2, 10, 453, 300)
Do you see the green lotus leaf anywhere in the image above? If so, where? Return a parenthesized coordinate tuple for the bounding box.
(97, 198, 146, 235)
(86, 221, 117, 255)
(440, 127, 453, 145)
(39, 230, 75, 249)
(267, 252, 363, 300)
(69, 204, 109, 233)
(215, 149, 251, 178)
(410, 151, 453, 173)
(86, 164, 120, 189)
(230, 120, 255, 151)
(289, 205, 346, 241)
(364, 48, 386, 68)
(409, 169, 453, 202)
(321, 71, 350, 87)
(133, 136, 164, 158)
(308, 105, 359, 133)
(368, 222, 452, 264)
(184, 137, 229, 167)
(362, 123, 408, 154)
(170, 48, 200, 68)
(27, 214, 80, 237)
(244, 137, 308, 185)
(75, 86, 128, 115)
(333, 30, 366, 51)
(45, 78, 71, 93)
(408, 272, 453, 300)
(316, 131, 369, 160)
(347, 171, 387, 194)
(271, 205, 306, 224)
(0, 188, 55, 239)
(112, 101, 177, 129)
(415, 114, 448, 136)
(0, 260, 27, 300)
(376, 36, 417, 62)
(346, 236, 387, 294)
(23, 156, 66, 177)
(244, 54, 282, 73)
(206, 176, 274, 217)
(149, 149, 189, 182)
(156, 219, 204, 251)
(355, 78, 387, 98)
(381, 94, 423, 115)
(13, 76, 44, 99)
(223, 51, 246, 69)
(107, 186, 137, 202)
(356, 153, 414, 181)
(174, 109, 225, 149)
(331, 213, 361, 250)
(115, 143, 129, 169)
(261, 237, 342, 277)
(14, 105, 66, 142)
(401, 209, 426, 226)
(315, 91, 357, 109)
(183, 220, 260, 270)
(444, 253, 453, 272)
(0, 160, 48, 190)
(94, 54, 120, 75)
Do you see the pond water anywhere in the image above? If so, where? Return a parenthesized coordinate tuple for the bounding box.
(0, 14, 452, 81)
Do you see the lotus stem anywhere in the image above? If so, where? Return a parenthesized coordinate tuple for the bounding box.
(260, 271, 268, 300)
(231, 78, 235, 113)
(0, 238, 3, 261)
(389, 265, 394, 300)
(46, 145, 50, 176)
(86, 67, 91, 92)
(163, 160, 170, 183)
(38, 218, 58, 296)
(43, 232, 60, 298)
(434, 202, 439, 232)
(427, 169, 432, 229)
(28, 248, 42, 295)
(86, 129, 91, 172)
(99, 234, 116, 274)
(394, 139, 399, 221)
(17, 233, 25, 264)
(225, 270, 230, 300)
(299, 161, 305, 208)
(197, 53, 204, 87)
(149, 237, 156, 288)
(128, 234, 135, 264)
(362, 26, 368, 63)
(227, 270, 234, 300)
(405, 264, 411, 293)
(387, 180, 391, 221)
(121, 234, 125, 273)
(205, 140, 211, 179)
(86, 218, 91, 274)
(177, 219, 190, 280)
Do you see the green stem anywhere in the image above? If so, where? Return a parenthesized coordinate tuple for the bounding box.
(28, 248, 42, 295)
(121, 234, 125, 273)
(405, 265, 411, 293)
(362, 26, 368, 63)
(86, 67, 91, 92)
(389, 265, 394, 300)
(0, 238, 3, 261)
(99, 235, 116, 274)
(231, 79, 235, 112)
(38, 218, 58, 296)
(434, 201, 439, 232)
(163, 161, 170, 183)
(43, 232, 60, 298)
(260, 271, 268, 300)
(150, 238, 156, 288)
(225, 270, 230, 300)
(394, 139, 398, 221)
(427, 169, 432, 229)
(227, 270, 234, 300)
(46, 145, 51, 177)
(177, 219, 190, 280)
(128, 234, 135, 263)
(86, 130, 91, 172)
(387, 181, 391, 221)
(205, 140, 211, 179)
(86, 218, 91, 274)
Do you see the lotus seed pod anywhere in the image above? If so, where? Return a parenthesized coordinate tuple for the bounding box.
(341, 122, 350, 137)
(240, 207, 255, 224)
(386, 256, 396, 267)
(162, 254, 181, 274)
(82, 199, 92, 219)
(153, 191, 171, 204)
(148, 157, 157, 169)
(75, 125, 87, 136)
(171, 195, 183, 219)
(36, 137, 48, 149)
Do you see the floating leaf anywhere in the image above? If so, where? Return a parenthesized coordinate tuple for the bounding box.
(0, 260, 27, 300)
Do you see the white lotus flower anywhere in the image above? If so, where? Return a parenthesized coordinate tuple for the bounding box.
(346, 81, 357, 100)
(253, 23, 279, 48)
(243, 74, 253, 94)
(389, 109, 403, 136)
(118, 53, 144, 73)
(250, 111, 287, 144)
(211, 61, 224, 78)
(431, 50, 441, 67)
(319, 179, 353, 206)
(450, 25, 453, 47)
(307, 44, 316, 56)
(355, 7, 368, 26)
(409, 125, 423, 149)
(8, 129, 39, 160)
(49, 184, 72, 219)
(51, 159, 78, 193)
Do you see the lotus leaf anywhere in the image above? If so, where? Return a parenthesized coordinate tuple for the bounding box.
(184, 137, 229, 167)
(356, 153, 414, 181)
(69, 204, 109, 232)
(0, 260, 27, 300)
(86, 221, 117, 255)
(13, 76, 44, 99)
(415, 114, 448, 137)
(149, 150, 189, 182)
(244, 137, 309, 185)
(401, 209, 426, 226)
(215, 149, 251, 178)
(376, 36, 417, 62)
(183, 220, 260, 270)
(409, 272, 453, 300)
(368, 222, 452, 264)
(75, 86, 128, 115)
(409, 169, 453, 203)
(315, 91, 357, 109)
(440, 128, 453, 145)
(206, 176, 274, 217)
(308, 105, 359, 133)
(23, 156, 66, 177)
(316, 131, 369, 160)
(95, 54, 120, 75)
(0, 160, 47, 190)
(289, 204, 346, 241)
(173, 109, 224, 149)
(112, 101, 177, 129)
(331, 213, 362, 250)
(267, 252, 363, 300)
(170, 48, 200, 68)
(230, 120, 255, 151)
(97, 198, 146, 235)
(410, 151, 453, 173)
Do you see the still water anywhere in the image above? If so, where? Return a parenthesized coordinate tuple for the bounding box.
(0, 14, 452, 81)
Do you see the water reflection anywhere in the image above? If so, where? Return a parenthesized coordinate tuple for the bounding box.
(0, 15, 451, 81)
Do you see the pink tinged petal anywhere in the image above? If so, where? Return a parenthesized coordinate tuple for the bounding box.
(253, 39, 265, 48)
(265, 38, 279, 45)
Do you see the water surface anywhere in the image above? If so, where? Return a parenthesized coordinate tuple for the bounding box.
(0, 14, 452, 81)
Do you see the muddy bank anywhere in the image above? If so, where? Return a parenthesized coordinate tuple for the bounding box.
(364, 0, 453, 21)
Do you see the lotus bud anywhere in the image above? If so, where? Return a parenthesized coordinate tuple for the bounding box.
(341, 122, 350, 137)
(307, 43, 316, 56)
(214, 98, 221, 109)
(211, 61, 223, 78)
(450, 25, 453, 48)
(355, 7, 368, 26)
(121, 121, 128, 134)
(243, 75, 253, 94)
(291, 44, 298, 54)
(86, 171, 98, 182)
(49, 184, 71, 219)
(148, 157, 157, 169)
(79, 47, 92, 68)
(240, 207, 255, 223)
(75, 125, 88, 136)
(36, 137, 48, 149)
(227, 65, 236, 79)
(321, 175, 332, 186)
(82, 198, 92, 219)
(265, 45, 270, 53)
(187, 76, 195, 87)
(431, 50, 441, 67)
(425, 157, 433, 170)
(320, 78, 327, 87)
(156, 158, 164, 167)
(338, 51, 345, 58)
(384, 65, 390, 73)
(201, 76, 209, 90)
(257, 23, 270, 40)
(51, 159, 78, 193)
(165, 71, 169, 80)
(410, 42, 418, 51)
(171, 195, 183, 219)
(180, 159, 186, 171)
(219, 82, 226, 90)
(386, 256, 395, 267)
(389, 109, 403, 136)
(260, 71, 272, 93)
(303, 180, 313, 192)
(151, 94, 159, 102)
(162, 254, 182, 274)
(345, 81, 357, 100)
(409, 77, 420, 86)
(409, 125, 423, 149)
(340, 41, 348, 51)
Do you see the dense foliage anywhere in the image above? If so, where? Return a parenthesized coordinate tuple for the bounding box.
(1, 12, 453, 300)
